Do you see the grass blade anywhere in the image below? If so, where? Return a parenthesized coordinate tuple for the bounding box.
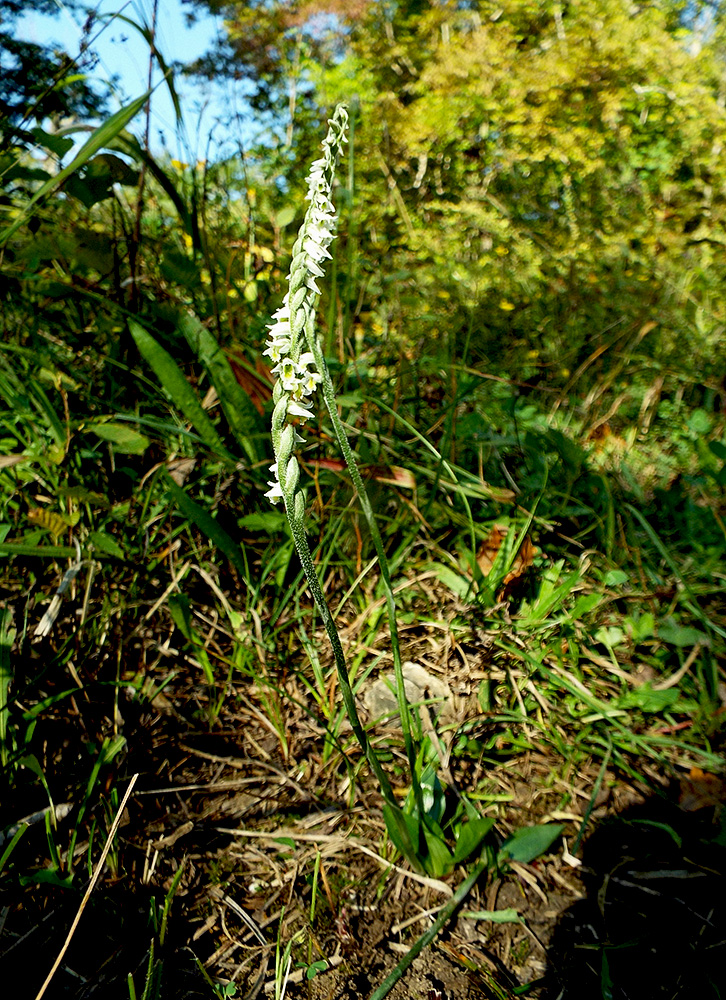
(0, 608, 15, 768)
(0, 92, 150, 245)
(129, 320, 234, 461)
(164, 471, 250, 580)
(178, 313, 261, 463)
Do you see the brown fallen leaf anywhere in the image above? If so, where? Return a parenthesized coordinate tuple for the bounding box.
(679, 767, 726, 812)
(476, 524, 538, 598)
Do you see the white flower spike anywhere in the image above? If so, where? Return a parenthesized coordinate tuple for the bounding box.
(265, 104, 349, 511)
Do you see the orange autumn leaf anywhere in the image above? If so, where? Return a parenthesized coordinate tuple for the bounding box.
(309, 458, 415, 489)
(476, 524, 538, 595)
(679, 767, 726, 812)
(228, 353, 273, 415)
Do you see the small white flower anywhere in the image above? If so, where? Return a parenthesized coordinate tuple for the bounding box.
(264, 480, 284, 503)
(287, 397, 314, 421)
(304, 236, 332, 261)
(306, 257, 326, 279)
(301, 370, 322, 395)
(263, 340, 290, 362)
(273, 358, 301, 393)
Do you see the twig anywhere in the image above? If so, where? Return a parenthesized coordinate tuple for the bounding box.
(34, 773, 139, 1000)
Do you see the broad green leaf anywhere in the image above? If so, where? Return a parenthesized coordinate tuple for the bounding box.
(88, 422, 150, 455)
(178, 313, 261, 463)
(430, 561, 471, 600)
(29, 127, 74, 158)
(595, 626, 625, 649)
(571, 593, 601, 619)
(277, 205, 296, 228)
(659, 621, 709, 647)
(498, 823, 564, 865)
(420, 823, 454, 877)
(88, 531, 125, 558)
(453, 816, 495, 864)
(306, 960, 328, 981)
(238, 512, 287, 532)
(0, 91, 150, 245)
(19, 869, 74, 889)
(129, 321, 233, 461)
(619, 684, 680, 713)
(383, 802, 420, 869)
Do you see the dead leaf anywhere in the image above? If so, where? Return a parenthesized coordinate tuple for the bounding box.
(679, 767, 726, 812)
(476, 524, 538, 597)
(228, 353, 273, 415)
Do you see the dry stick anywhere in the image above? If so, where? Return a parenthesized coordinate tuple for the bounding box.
(34, 773, 139, 1000)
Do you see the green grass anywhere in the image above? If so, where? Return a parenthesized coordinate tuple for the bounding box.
(1, 65, 725, 998)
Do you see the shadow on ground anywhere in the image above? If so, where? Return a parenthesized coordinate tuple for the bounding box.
(543, 781, 726, 999)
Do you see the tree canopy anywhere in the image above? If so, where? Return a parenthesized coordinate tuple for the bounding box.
(0, 0, 106, 144)
(186, 0, 726, 390)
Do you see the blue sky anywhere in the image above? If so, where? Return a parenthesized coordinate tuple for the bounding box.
(17, 0, 256, 159)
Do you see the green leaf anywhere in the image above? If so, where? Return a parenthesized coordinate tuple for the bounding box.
(619, 683, 680, 713)
(178, 314, 261, 463)
(238, 512, 287, 532)
(570, 593, 601, 619)
(420, 824, 454, 877)
(19, 868, 74, 889)
(0, 92, 151, 245)
(88, 531, 125, 558)
(0, 824, 27, 876)
(164, 472, 248, 579)
(306, 961, 328, 981)
(498, 823, 564, 865)
(658, 621, 709, 647)
(595, 626, 625, 649)
(429, 561, 471, 600)
(88, 422, 150, 455)
(276, 205, 296, 228)
(0, 544, 78, 558)
(452, 816, 495, 864)
(29, 127, 74, 158)
(461, 908, 523, 924)
(383, 802, 420, 869)
(129, 321, 233, 461)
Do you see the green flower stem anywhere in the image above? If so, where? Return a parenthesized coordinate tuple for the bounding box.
(283, 497, 396, 807)
(304, 323, 424, 818)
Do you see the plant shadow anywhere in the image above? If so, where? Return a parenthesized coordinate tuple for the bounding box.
(543, 781, 726, 999)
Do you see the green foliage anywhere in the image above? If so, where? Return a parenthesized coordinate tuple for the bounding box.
(1, 4, 725, 995)
(0, 0, 106, 137)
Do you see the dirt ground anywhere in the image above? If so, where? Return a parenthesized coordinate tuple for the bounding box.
(1, 616, 725, 999)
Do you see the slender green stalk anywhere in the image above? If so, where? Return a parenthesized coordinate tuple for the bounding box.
(303, 327, 423, 815)
(285, 498, 396, 803)
(263, 105, 401, 811)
